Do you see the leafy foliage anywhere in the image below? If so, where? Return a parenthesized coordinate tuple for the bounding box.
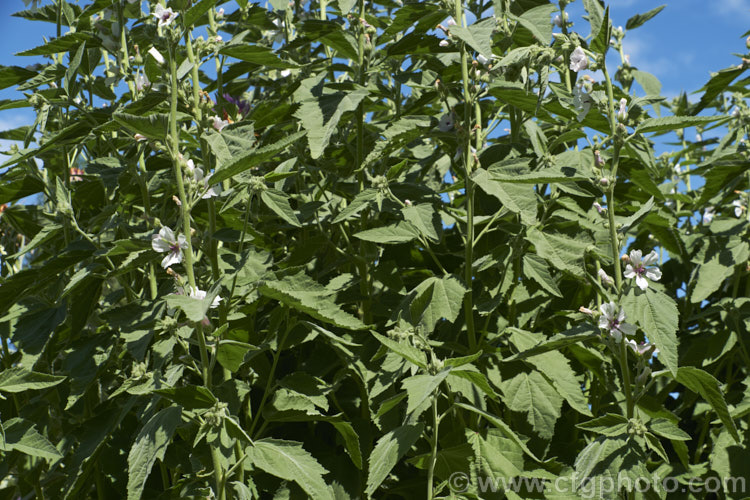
(1, 0, 750, 498)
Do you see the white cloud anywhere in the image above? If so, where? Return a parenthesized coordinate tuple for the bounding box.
(716, 0, 750, 17)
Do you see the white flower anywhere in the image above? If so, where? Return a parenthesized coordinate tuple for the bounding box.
(569, 46, 588, 72)
(209, 115, 229, 131)
(152, 226, 188, 269)
(627, 340, 659, 357)
(598, 268, 613, 286)
(439, 39, 450, 47)
(134, 133, 147, 141)
(185, 286, 223, 308)
(476, 54, 489, 65)
(702, 206, 715, 224)
(695, 133, 702, 142)
(598, 302, 637, 341)
(733, 199, 746, 217)
(216, 8, 225, 19)
(438, 113, 455, 132)
(186, 159, 221, 199)
(135, 73, 149, 92)
(152, 4, 178, 27)
(148, 47, 165, 65)
(446, 17, 456, 26)
(593, 202, 605, 214)
(579, 306, 594, 315)
(731, 107, 740, 117)
(623, 249, 662, 290)
(553, 12, 567, 27)
(673, 163, 682, 174)
(280, 69, 291, 77)
(572, 85, 591, 122)
(617, 98, 628, 122)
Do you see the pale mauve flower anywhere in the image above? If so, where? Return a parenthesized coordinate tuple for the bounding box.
(152, 4, 178, 27)
(152, 226, 188, 269)
(598, 302, 637, 342)
(623, 249, 662, 290)
(569, 47, 588, 72)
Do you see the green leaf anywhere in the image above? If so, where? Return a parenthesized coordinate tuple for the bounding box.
(259, 272, 366, 330)
(113, 112, 170, 141)
(693, 66, 746, 115)
(354, 221, 420, 244)
(260, 189, 301, 227)
(525, 227, 591, 274)
(509, 329, 591, 416)
(506, 324, 598, 361)
(209, 130, 306, 185)
(294, 75, 369, 159)
(164, 294, 210, 323)
(625, 5, 666, 30)
(0, 176, 45, 205)
(635, 115, 720, 134)
(590, 6, 610, 55)
(330, 420, 362, 469)
(618, 196, 655, 234)
(402, 204, 441, 242)
(366, 423, 424, 495)
(216, 340, 260, 373)
(474, 168, 537, 224)
(501, 371, 563, 439)
(219, 45, 297, 68)
(371, 331, 428, 368)
(675, 366, 740, 443)
(16, 32, 95, 56)
(582, 0, 604, 39)
(0, 418, 62, 460)
(0, 65, 37, 90)
(127, 406, 182, 500)
(632, 69, 662, 97)
(405, 275, 467, 333)
(453, 403, 539, 461)
(623, 288, 679, 376)
(154, 386, 217, 410)
(523, 254, 562, 297)
(401, 369, 451, 416)
(488, 163, 585, 184)
(449, 17, 495, 59)
(649, 418, 691, 441)
(333, 189, 378, 223)
(183, 0, 217, 27)
(0, 367, 66, 393)
(575, 414, 629, 436)
(247, 439, 330, 500)
(509, 4, 557, 46)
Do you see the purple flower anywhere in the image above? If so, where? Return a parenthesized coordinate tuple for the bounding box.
(222, 93, 250, 117)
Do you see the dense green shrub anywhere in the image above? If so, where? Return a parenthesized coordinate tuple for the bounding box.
(1, 0, 749, 498)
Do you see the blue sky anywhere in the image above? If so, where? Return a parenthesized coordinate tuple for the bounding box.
(1, 0, 749, 145)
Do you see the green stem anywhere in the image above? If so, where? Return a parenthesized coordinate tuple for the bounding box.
(168, 45, 197, 289)
(355, 0, 372, 325)
(456, 0, 477, 352)
(426, 395, 440, 500)
(602, 61, 623, 292)
(618, 341, 634, 418)
(248, 316, 291, 438)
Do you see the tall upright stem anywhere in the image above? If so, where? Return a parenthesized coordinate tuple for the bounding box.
(456, 0, 476, 351)
(169, 47, 196, 289)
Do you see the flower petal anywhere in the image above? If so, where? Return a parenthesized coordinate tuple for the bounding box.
(646, 268, 662, 281)
(623, 265, 635, 279)
(635, 275, 648, 290)
(152, 234, 170, 252)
